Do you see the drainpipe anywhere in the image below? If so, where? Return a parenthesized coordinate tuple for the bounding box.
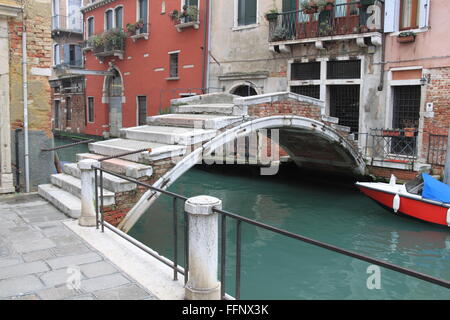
(22, 24, 30, 193)
(202, 0, 212, 93)
(377, 0, 386, 92)
(14, 128, 22, 192)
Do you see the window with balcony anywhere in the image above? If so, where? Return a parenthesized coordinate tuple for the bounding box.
(105, 9, 113, 30)
(115, 6, 123, 29)
(87, 17, 94, 38)
(138, 0, 148, 33)
(237, 0, 257, 26)
(64, 44, 82, 67)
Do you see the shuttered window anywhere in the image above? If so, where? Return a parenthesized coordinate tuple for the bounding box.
(237, 0, 257, 26)
(105, 10, 113, 30)
(87, 17, 94, 37)
(87, 97, 94, 123)
(115, 6, 123, 28)
(138, 0, 148, 32)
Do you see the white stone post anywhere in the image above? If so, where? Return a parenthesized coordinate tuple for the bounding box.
(184, 195, 222, 300)
(78, 159, 99, 227)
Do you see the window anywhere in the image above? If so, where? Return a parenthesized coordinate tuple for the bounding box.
(64, 44, 82, 67)
(115, 6, 123, 28)
(137, 96, 147, 126)
(105, 10, 113, 30)
(400, 0, 419, 30)
(183, 0, 199, 22)
(87, 97, 94, 123)
(138, 0, 148, 33)
(237, 0, 257, 26)
(169, 52, 179, 78)
(66, 97, 72, 122)
(393, 86, 421, 129)
(54, 44, 61, 66)
(87, 17, 94, 37)
(291, 85, 320, 99)
(54, 100, 60, 128)
(327, 60, 361, 79)
(329, 85, 360, 133)
(291, 62, 321, 80)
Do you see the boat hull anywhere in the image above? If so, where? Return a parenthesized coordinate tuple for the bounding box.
(357, 184, 449, 227)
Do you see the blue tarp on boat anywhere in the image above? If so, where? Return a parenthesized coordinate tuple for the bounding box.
(422, 173, 450, 204)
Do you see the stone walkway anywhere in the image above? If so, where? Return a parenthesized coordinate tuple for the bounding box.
(0, 193, 157, 300)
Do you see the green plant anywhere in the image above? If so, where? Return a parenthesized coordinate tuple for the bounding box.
(300, 0, 319, 13)
(265, 8, 279, 21)
(271, 26, 290, 41)
(169, 9, 179, 21)
(170, 5, 199, 23)
(126, 20, 144, 34)
(91, 34, 105, 48)
(317, 0, 335, 11)
(398, 31, 416, 37)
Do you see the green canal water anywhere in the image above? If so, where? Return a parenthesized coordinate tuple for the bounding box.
(54, 137, 450, 300)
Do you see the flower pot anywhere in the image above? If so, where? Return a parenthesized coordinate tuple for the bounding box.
(383, 130, 400, 137)
(303, 7, 318, 14)
(397, 35, 415, 43)
(265, 13, 278, 21)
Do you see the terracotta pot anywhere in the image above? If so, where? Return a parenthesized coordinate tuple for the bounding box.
(303, 7, 318, 14)
(383, 130, 400, 137)
(397, 35, 415, 43)
(404, 128, 415, 137)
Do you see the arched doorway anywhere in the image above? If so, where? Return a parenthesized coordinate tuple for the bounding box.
(231, 85, 258, 97)
(107, 69, 123, 137)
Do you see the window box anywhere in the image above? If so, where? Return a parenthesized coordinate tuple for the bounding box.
(397, 33, 416, 43)
(175, 20, 200, 32)
(165, 77, 180, 81)
(382, 130, 401, 137)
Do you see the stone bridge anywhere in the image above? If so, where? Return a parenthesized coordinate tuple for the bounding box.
(38, 92, 367, 232)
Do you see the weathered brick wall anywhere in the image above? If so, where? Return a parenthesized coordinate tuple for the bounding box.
(59, 94, 86, 133)
(368, 167, 419, 182)
(247, 100, 322, 120)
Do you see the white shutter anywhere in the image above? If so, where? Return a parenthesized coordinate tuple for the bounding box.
(384, 0, 400, 33)
(419, 0, 430, 28)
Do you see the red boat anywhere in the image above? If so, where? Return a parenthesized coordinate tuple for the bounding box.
(356, 174, 450, 227)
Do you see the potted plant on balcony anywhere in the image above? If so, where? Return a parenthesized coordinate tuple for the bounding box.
(397, 31, 416, 43)
(382, 129, 401, 137)
(300, 1, 319, 14)
(126, 20, 144, 36)
(317, 0, 335, 11)
(265, 8, 279, 21)
(271, 25, 290, 41)
(103, 29, 126, 51)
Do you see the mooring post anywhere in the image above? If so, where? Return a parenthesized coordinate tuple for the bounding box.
(78, 159, 99, 227)
(184, 195, 222, 300)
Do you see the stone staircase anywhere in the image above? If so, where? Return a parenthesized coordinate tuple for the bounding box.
(38, 100, 247, 221)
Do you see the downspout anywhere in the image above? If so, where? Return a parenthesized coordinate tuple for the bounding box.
(21, 9, 30, 193)
(202, 0, 212, 93)
(14, 128, 22, 192)
(377, 0, 386, 91)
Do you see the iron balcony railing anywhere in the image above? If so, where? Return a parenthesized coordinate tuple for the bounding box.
(92, 165, 450, 299)
(268, 1, 381, 42)
(363, 128, 419, 169)
(52, 15, 83, 33)
(89, 29, 126, 57)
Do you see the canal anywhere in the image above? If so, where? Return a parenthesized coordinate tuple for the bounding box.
(55, 137, 450, 299)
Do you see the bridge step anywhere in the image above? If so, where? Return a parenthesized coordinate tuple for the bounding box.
(172, 104, 247, 116)
(63, 163, 137, 193)
(38, 184, 81, 219)
(76, 153, 153, 179)
(146, 114, 244, 130)
(50, 173, 115, 206)
(89, 139, 187, 163)
(120, 125, 217, 145)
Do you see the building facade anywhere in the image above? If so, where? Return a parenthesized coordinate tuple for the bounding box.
(0, 0, 54, 193)
(50, 0, 88, 135)
(82, 0, 209, 138)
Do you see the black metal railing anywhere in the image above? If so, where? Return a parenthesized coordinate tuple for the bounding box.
(90, 29, 126, 57)
(52, 15, 83, 33)
(268, 1, 380, 42)
(41, 139, 95, 152)
(93, 166, 450, 299)
(427, 134, 448, 167)
(364, 128, 419, 168)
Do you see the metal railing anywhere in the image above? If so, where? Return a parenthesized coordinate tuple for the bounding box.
(93, 165, 450, 299)
(364, 128, 419, 169)
(427, 134, 448, 167)
(52, 15, 83, 33)
(41, 139, 95, 152)
(268, 1, 380, 42)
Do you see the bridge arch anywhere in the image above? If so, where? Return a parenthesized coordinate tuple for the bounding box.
(118, 115, 366, 232)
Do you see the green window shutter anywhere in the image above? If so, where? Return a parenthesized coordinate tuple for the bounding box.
(282, 0, 296, 12)
(238, 0, 245, 25)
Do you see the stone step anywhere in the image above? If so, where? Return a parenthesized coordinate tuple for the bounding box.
(38, 184, 81, 219)
(120, 125, 217, 145)
(76, 153, 153, 179)
(146, 114, 244, 130)
(50, 174, 115, 206)
(172, 104, 247, 116)
(63, 163, 137, 193)
(88, 139, 187, 163)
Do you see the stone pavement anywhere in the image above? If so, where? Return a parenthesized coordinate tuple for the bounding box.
(0, 193, 158, 300)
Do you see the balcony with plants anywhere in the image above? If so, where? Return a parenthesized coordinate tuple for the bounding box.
(87, 29, 126, 60)
(126, 20, 150, 42)
(169, 5, 200, 32)
(268, 0, 381, 44)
